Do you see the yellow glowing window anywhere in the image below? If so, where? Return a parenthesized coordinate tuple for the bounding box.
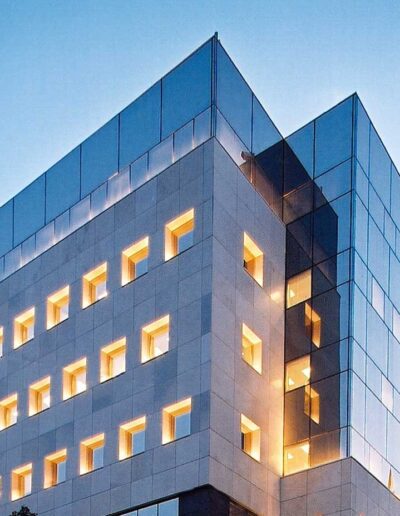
(82, 263, 107, 308)
(286, 270, 312, 308)
(285, 355, 311, 392)
(0, 326, 3, 357)
(47, 286, 70, 329)
(284, 441, 310, 475)
(44, 449, 67, 488)
(0, 393, 18, 430)
(243, 233, 264, 287)
(304, 385, 320, 424)
(165, 209, 194, 261)
(240, 414, 261, 461)
(29, 376, 51, 416)
(241, 323, 262, 374)
(100, 338, 126, 382)
(122, 237, 149, 286)
(14, 307, 35, 348)
(11, 463, 32, 501)
(305, 303, 321, 348)
(80, 433, 105, 474)
(141, 315, 170, 363)
(162, 398, 191, 444)
(63, 358, 87, 400)
(119, 416, 146, 460)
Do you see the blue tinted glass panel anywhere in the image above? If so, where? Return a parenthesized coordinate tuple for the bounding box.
(120, 82, 161, 169)
(391, 166, 400, 228)
(252, 96, 281, 155)
(162, 41, 211, 138)
(368, 219, 389, 292)
(174, 121, 193, 161)
(148, 136, 173, 176)
(0, 200, 14, 256)
(131, 154, 149, 191)
(217, 43, 252, 149)
(158, 499, 179, 516)
(194, 108, 211, 146)
(355, 98, 370, 173)
(315, 98, 353, 176)
(45, 147, 81, 223)
(315, 160, 351, 203)
(369, 126, 391, 208)
(286, 122, 314, 178)
(81, 117, 119, 197)
(14, 175, 45, 245)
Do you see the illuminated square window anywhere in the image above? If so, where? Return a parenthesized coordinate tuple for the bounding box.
(241, 323, 262, 374)
(304, 385, 320, 424)
(162, 398, 191, 444)
(165, 209, 194, 261)
(80, 434, 105, 474)
(44, 449, 67, 488)
(100, 338, 126, 382)
(240, 414, 260, 461)
(82, 263, 107, 308)
(14, 307, 35, 348)
(119, 416, 146, 460)
(305, 303, 321, 348)
(122, 237, 149, 286)
(284, 441, 310, 475)
(285, 355, 310, 392)
(286, 270, 311, 308)
(0, 393, 18, 430)
(141, 315, 170, 363)
(243, 233, 264, 287)
(0, 326, 3, 357)
(11, 463, 32, 501)
(29, 376, 51, 416)
(47, 286, 70, 329)
(63, 358, 87, 400)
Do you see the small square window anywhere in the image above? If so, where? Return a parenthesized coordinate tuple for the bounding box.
(14, 307, 35, 348)
(82, 263, 107, 308)
(63, 358, 87, 400)
(240, 414, 260, 461)
(162, 398, 191, 444)
(29, 376, 51, 416)
(305, 303, 321, 348)
(0, 393, 18, 430)
(119, 416, 146, 460)
(284, 441, 310, 475)
(100, 338, 126, 382)
(47, 286, 70, 329)
(11, 463, 32, 500)
(141, 315, 170, 363)
(285, 355, 311, 392)
(44, 449, 67, 488)
(304, 385, 320, 424)
(122, 237, 149, 286)
(80, 434, 105, 474)
(241, 323, 262, 373)
(165, 209, 194, 261)
(243, 233, 264, 286)
(0, 326, 3, 357)
(287, 270, 311, 308)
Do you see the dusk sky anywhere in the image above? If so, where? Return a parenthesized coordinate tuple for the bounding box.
(1, 0, 399, 205)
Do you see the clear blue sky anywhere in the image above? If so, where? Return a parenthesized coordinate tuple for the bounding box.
(1, 0, 399, 205)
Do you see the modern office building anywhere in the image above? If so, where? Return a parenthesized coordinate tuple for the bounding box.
(0, 34, 400, 515)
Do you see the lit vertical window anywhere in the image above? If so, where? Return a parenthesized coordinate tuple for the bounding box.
(243, 233, 264, 287)
(47, 286, 70, 329)
(286, 270, 311, 308)
(11, 464, 32, 500)
(304, 385, 320, 424)
(63, 358, 87, 400)
(14, 307, 35, 348)
(29, 376, 51, 416)
(44, 449, 67, 488)
(121, 237, 149, 285)
(162, 398, 192, 444)
(165, 209, 195, 261)
(80, 434, 105, 474)
(0, 326, 3, 357)
(0, 393, 18, 430)
(82, 263, 107, 308)
(240, 414, 260, 461)
(284, 441, 310, 475)
(241, 323, 262, 373)
(305, 303, 321, 348)
(372, 277, 385, 318)
(285, 355, 310, 392)
(141, 315, 170, 363)
(100, 338, 126, 382)
(119, 416, 146, 460)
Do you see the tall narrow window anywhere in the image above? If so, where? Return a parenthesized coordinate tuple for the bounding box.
(47, 286, 70, 329)
(63, 358, 87, 400)
(286, 270, 311, 308)
(80, 434, 105, 474)
(284, 441, 310, 475)
(0, 326, 3, 357)
(0, 393, 18, 430)
(14, 308, 35, 348)
(141, 315, 170, 363)
(304, 385, 320, 424)
(243, 233, 264, 287)
(121, 237, 149, 285)
(241, 323, 262, 373)
(165, 209, 194, 261)
(162, 398, 191, 444)
(29, 376, 51, 416)
(100, 338, 126, 382)
(82, 263, 107, 308)
(285, 355, 310, 392)
(44, 449, 67, 488)
(305, 303, 321, 348)
(372, 277, 385, 318)
(240, 414, 260, 461)
(119, 416, 146, 460)
(11, 464, 32, 500)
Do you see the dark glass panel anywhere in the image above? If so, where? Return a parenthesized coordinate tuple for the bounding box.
(311, 342, 341, 382)
(310, 428, 345, 468)
(313, 202, 339, 264)
(285, 303, 312, 361)
(252, 96, 281, 155)
(284, 388, 310, 445)
(312, 288, 341, 348)
(286, 122, 314, 179)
